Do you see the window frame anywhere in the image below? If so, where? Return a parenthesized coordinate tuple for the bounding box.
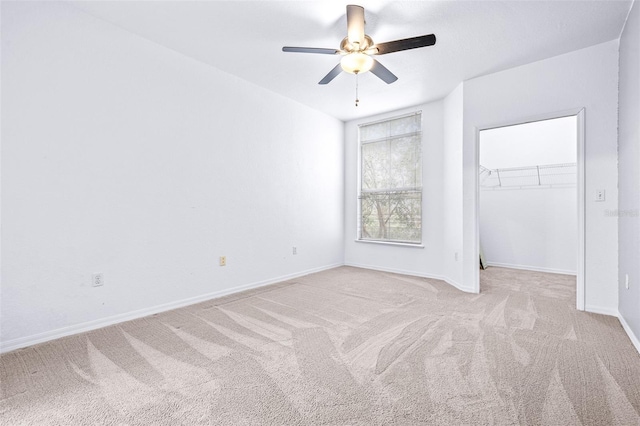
(356, 111, 424, 246)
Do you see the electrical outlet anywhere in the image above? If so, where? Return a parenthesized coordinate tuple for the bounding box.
(92, 272, 104, 287)
(625, 273, 629, 290)
(293, 247, 297, 255)
(219, 256, 226, 266)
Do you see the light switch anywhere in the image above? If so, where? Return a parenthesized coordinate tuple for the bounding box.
(595, 189, 605, 202)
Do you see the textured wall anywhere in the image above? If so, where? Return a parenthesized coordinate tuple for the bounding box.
(442, 85, 465, 289)
(1, 2, 344, 344)
(343, 101, 446, 282)
(462, 40, 621, 311)
(480, 187, 577, 274)
(618, 0, 640, 342)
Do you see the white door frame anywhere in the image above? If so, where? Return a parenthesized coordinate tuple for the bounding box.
(475, 108, 586, 311)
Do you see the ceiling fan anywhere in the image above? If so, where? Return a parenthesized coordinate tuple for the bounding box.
(282, 4, 436, 85)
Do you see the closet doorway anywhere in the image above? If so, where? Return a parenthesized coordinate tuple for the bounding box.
(478, 113, 584, 308)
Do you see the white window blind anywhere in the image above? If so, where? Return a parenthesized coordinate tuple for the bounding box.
(358, 112, 422, 244)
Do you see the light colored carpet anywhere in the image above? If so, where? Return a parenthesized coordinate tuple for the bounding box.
(1, 266, 639, 425)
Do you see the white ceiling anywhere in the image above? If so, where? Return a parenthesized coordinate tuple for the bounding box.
(69, 0, 632, 122)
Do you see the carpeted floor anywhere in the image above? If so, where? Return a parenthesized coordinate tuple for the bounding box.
(1, 266, 639, 425)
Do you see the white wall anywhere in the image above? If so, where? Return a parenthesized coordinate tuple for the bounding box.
(479, 116, 577, 169)
(442, 85, 465, 289)
(618, 0, 640, 345)
(462, 40, 620, 314)
(343, 101, 445, 280)
(1, 2, 344, 346)
(480, 187, 577, 274)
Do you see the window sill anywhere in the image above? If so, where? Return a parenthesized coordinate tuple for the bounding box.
(354, 239, 425, 248)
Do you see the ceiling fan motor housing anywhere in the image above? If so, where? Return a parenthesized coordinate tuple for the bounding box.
(340, 35, 374, 53)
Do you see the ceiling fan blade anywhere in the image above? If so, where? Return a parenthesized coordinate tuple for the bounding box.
(370, 59, 398, 84)
(318, 63, 343, 85)
(346, 5, 365, 47)
(282, 46, 340, 55)
(373, 34, 436, 55)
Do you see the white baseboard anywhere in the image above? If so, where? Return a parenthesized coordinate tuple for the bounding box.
(618, 312, 640, 355)
(344, 262, 476, 294)
(584, 304, 619, 317)
(485, 262, 576, 276)
(0, 263, 342, 354)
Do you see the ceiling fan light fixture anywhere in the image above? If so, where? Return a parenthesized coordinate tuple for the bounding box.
(340, 52, 373, 74)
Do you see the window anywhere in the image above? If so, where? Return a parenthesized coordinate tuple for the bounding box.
(358, 112, 422, 244)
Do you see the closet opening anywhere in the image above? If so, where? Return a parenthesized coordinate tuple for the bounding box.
(477, 113, 584, 310)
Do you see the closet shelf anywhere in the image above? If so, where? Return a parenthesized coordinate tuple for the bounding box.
(479, 163, 576, 189)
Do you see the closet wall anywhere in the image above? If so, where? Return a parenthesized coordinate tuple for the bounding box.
(479, 117, 577, 275)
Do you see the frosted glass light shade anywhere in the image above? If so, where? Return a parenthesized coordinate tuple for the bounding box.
(340, 52, 374, 74)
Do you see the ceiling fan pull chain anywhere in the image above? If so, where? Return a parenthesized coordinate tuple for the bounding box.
(355, 72, 359, 107)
